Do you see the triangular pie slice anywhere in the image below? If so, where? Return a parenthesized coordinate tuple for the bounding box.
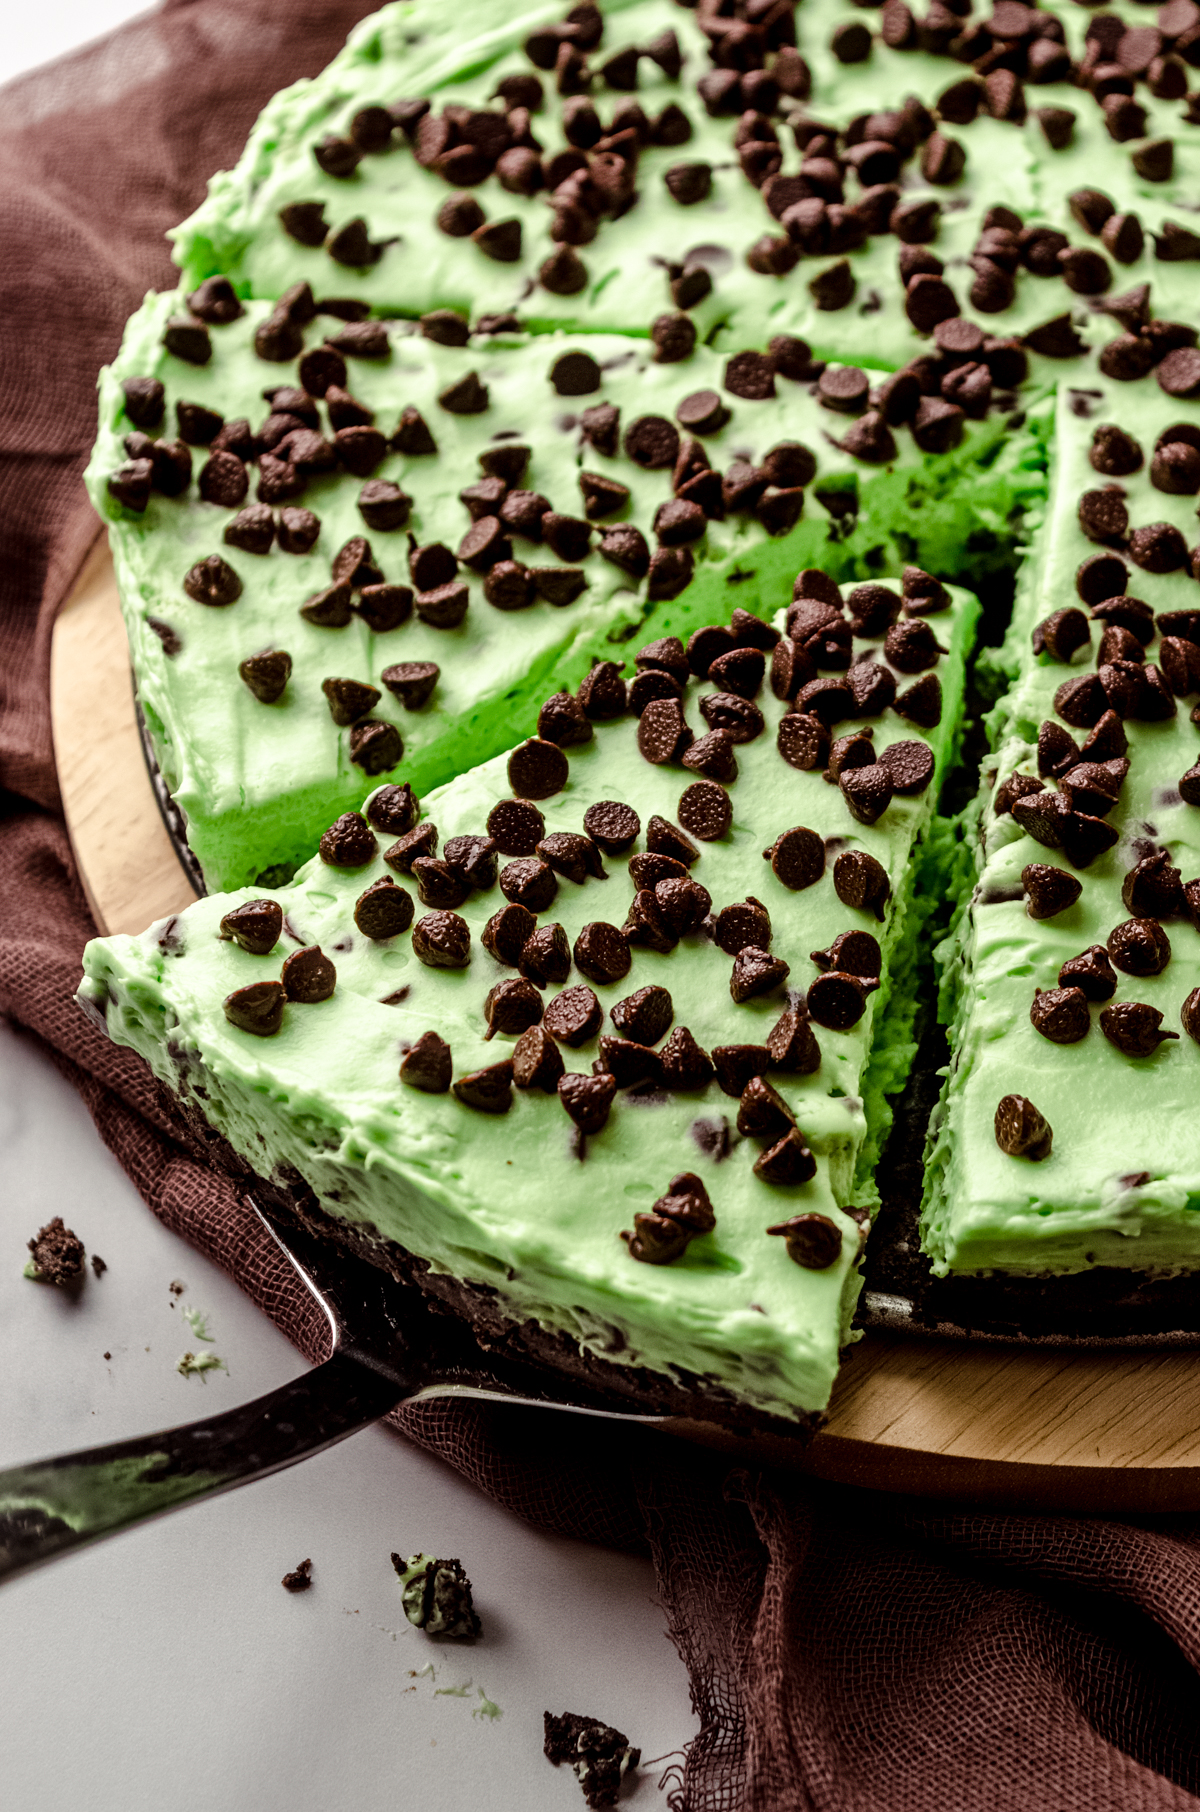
(80, 574, 977, 1426)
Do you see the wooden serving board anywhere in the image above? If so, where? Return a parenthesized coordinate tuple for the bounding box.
(52, 537, 1200, 1513)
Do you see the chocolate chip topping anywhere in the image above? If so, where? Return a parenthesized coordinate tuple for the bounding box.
(811, 931, 881, 980)
(682, 731, 738, 784)
(381, 661, 439, 710)
(481, 902, 536, 968)
(319, 811, 377, 867)
(507, 738, 570, 802)
(219, 899, 283, 955)
(1182, 990, 1200, 1046)
(537, 831, 605, 884)
(766, 1005, 821, 1075)
(1108, 917, 1172, 976)
(638, 697, 693, 765)
(558, 1070, 617, 1135)
(499, 856, 557, 913)
(412, 911, 471, 969)
(413, 857, 470, 910)
(776, 713, 831, 772)
(281, 946, 337, 1003)
(1022, 864, 1082, 920)
(453, 1061, 514, 1114)
(391, 406, 438, 456)
(512, 1024, 566, 1091)
(678, 780, 732, 842)
(1100, 1001, 1179, 1056)
(767, 1210, 839, 1264)
(487, 798, 546, 855)
(300, 582, 354, 628)
(399, 1030, 452, 1093)
(1030, 986, 1091, 1044)
(348, 721, 402, 773)
(484, 977, 544, 1040)
(676, 389, 729, 435)
(239, 650, 292, 704)
(1123, 851, 1185, 918)
(712, 1044, 774, 1099)
(878, 740, 935, 796)
(1033, 607, 1091, 663)
(366, 784, 419, 837)
(278, 508, 322, 556)
(840, 764, 894, 826)
(577, 662, 627, 721)
(183, 555, 242, 607)
(322, 678, 381, 726)
(805, 972, 869, 1030)
(354, 877, 414, 941)
(223, 980, 285, 1037)
(730, 947, 791, 1003)
(714, 898, 771, 957)
(1059, 944, 1118, 1001)
(519, 923, 572, 987)
(573, 921, 631, 985)
(542, 984, 603, 1046)
(581, 800, 639, 856)
(622, 415, 680, 470)
(122, 376, 165, 428)
(737, 1075, 795, 1142)
(994, 1094, 1053, 1160)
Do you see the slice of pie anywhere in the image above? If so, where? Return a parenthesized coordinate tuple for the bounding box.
(79, 575, 976, 1426)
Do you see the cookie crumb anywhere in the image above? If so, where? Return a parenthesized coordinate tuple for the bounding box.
(391, 1552, 481, 1638)
(169, 1278, 186, 1296)
(103, 1351, 112, 1361)
(25, 1218, 85, 1285)
(544, 1712, 641, 1808)
(282, 1558, 313, 1592)
(91, 1254, 107, 1278)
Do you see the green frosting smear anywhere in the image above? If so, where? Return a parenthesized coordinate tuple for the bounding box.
(80, 578, 977, 1420)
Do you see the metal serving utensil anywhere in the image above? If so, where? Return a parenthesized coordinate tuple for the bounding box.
(0, 1196, 665, 1587)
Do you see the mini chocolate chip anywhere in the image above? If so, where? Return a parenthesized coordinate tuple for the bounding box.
(730, 947, 790, 1003)
(413, 857, 470, 910)
(1122, 851, 1184, 918)
(715, 899, 772, 958)
(277, 508, 321, 556)
(1033, 607, 1091, 664)
(1022, 864, 1081, 920)
(763, 1007, 820, 1076)
(163, 317, 211, 365)
(622, 415, 680, 470)
(637, 697, 693, 765)
(542, 984, 603, 1047)
(737, 1076, 795, 1142)
(412, 911, 471, 969)
(894, 674, 943, 730)
(711, 1044, 774, 1100)
(879, 740, 935, 796)
(676, 780, 731, 842)
(1100, 1001, 1179, 1056)
(321, 677, 381, 727)
(122, 376, 165, 428)
(1030, 987, 1090, 1044)
(507, 738, 569, 801)
(598, 1036, 662, 1088)
(391, 407, 438, 456)
(1158, 348, 1200, 399)
(239, 650, 291, 704)
(399, 1030, 452, 1093)
(608, 985, 672, 1048)
(1152, 442, 1200, 496)
(573, 921, 631, 986)
(658, 1027, 714, 1090)
(377, 661, 437, 712)
(532, 566, 587, 607)
(809, 260, 856, 312)
(1128, 523, 1189, 574)
(840, 764, 894, 827)
(655, 876, 711, 938)
(223, 980, 285, 1037)
(723, 350, 776, 401)
(698, 694, 764, 744)
(630, 853, 688, 893)
(676, 390, 728, 436)
(578, 472, 630, 521)
(300, 582, 354, 629)
(483, 978, 544, 1040)
(776, 714, 831, 774)
(994, 1095, 1052, 1159)
(184, 555, 242, 607)
(480, 904, 537, 972)
(355, 877, 414, 941)
(1182, 990, 1200, 1045)
(486, 799, 546, 858)
(805, 972, 868, 1030)
(573, 669, 624, 733)
(535, 832, 603, 885)
(512, 1024, 566, 1092)
(499, 856, 557, 914)
(1059, 944, 1118, 1001)
(383, 823, 438, 875)
(437, 373, 489, 416)
(367, 784, 420, 836)
(319, 811, 377, 868)
(1108, 917, 1172, 977)
(766, 1208, 839, 1259)
(543, 513, 593, 563)
(452, 1061, 514, 1114)
(281, 945, 336, 1003)
(833, 850, 890, 921)
(558, 1070, 617, 1135)
(577, 803, 637, 861)
(219, 899, 284, 955)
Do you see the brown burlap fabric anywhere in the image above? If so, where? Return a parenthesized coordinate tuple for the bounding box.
(2, 5, 1200, 1805)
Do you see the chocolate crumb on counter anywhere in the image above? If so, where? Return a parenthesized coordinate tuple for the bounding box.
(25, 1218, 86, 1285)
(544, 1710, 641, 1810)
(281, 1559, 313, 1593)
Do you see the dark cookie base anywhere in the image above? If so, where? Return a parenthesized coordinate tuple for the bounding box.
(156, 1078, 820, 1442)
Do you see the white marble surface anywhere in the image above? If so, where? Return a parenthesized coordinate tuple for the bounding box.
(0, 1016, 696, 1811)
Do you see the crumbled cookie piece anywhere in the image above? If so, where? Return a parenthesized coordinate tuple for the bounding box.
(544, 1711, 641, 1808)
(391, 1552, 481, 1637)
(282, 1558, 313, 1592)
(25, 1218, 85, 1285)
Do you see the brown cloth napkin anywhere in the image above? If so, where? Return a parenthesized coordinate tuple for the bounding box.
(3, 5, 1200, 1805)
